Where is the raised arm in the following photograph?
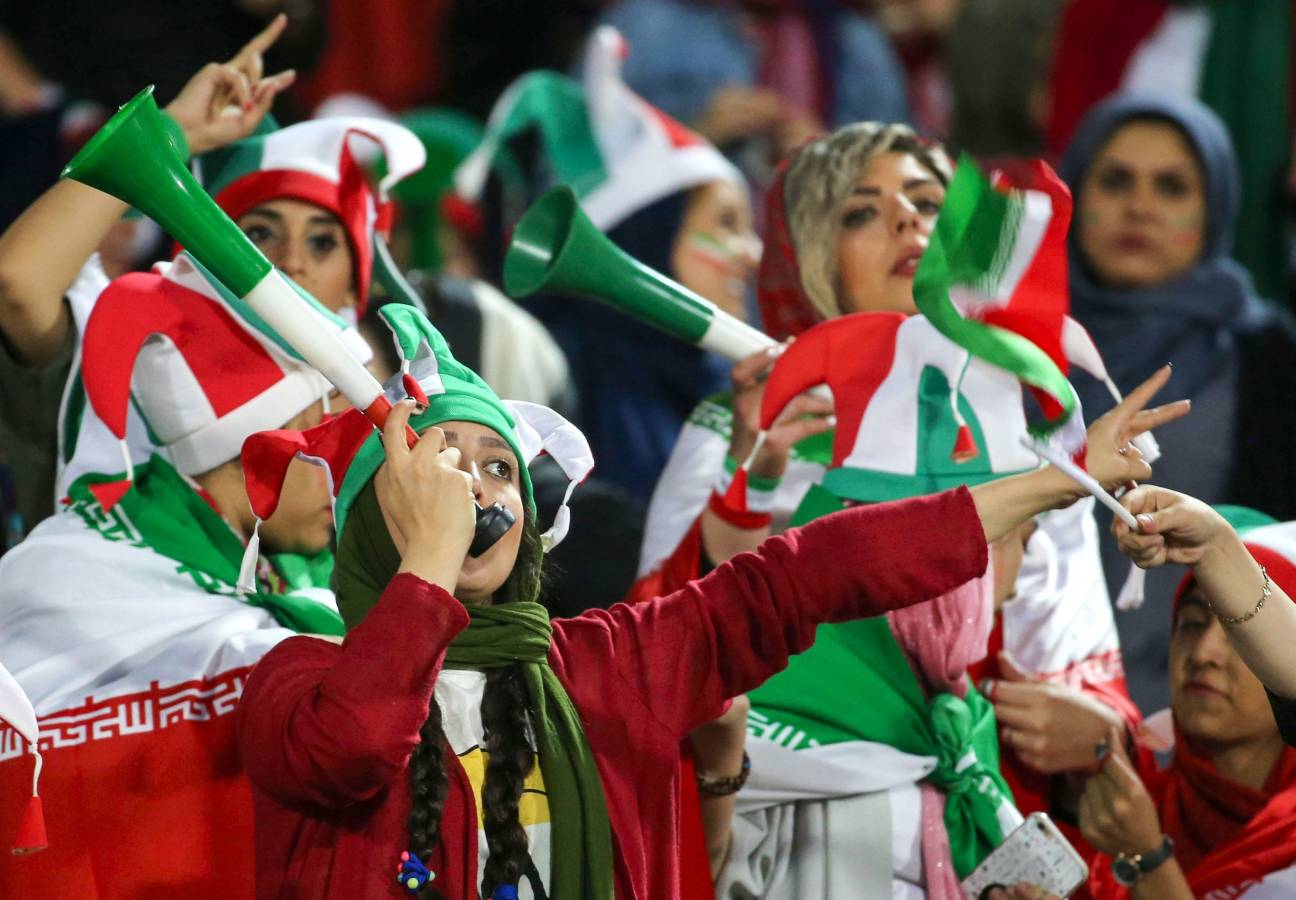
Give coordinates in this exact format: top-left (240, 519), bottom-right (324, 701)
top-left (700, 344), bottom-right (833, 566)
top-left (0, 16), bottom-right (294, 366)
top-left (555, 367), bottom-right (1187, 737)
top-left (237, 577), bottom-right (469, 807)
top-left (238, 402), bottom-right (478, 807)
top-left (555, 485), bottom-right (991, 738)
top-left (1116, 485), bottom-right (1296, 700)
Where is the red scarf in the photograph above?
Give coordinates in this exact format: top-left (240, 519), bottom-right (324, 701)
top-left (1088, 733), bottom-right (1296, 898)
top-left (755, 159), bottom-right (824, 340)
top-left (1163, 735), bottom-right (1296, 875)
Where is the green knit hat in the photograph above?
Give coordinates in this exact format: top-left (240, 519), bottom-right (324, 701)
top-left (336, 304), bottom-right (532, 531)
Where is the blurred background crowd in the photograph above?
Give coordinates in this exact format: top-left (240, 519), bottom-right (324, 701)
top-left (7, 0), bottom-right (1292, 695)
top-left (0, 2), bottom-right (1295, 897)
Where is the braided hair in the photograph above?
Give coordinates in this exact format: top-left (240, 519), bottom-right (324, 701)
top-left (405, 516), bottom-right (546, 897)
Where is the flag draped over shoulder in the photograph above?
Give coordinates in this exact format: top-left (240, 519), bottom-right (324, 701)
top-left (747, 613), bottom-right (1017, 878)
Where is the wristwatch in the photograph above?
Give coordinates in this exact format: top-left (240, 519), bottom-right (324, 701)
top-left (1112, 835), bottom-right (1175, 886)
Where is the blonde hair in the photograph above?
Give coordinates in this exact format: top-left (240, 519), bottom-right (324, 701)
top-left (784, 123), bottom-right (952, 319)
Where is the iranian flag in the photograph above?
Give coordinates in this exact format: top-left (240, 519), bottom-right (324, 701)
top-left (914, 155), bottom-right (1084, 454)
top-left (1046, 0), bottom-right (1292, 298)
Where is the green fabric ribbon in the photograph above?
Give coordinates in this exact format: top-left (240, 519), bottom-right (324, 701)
top-left (335, 478), bottom-right (614, 899)
top-left (66, 454), bottom-right (344, 635)
top-left (267, 548), bottom-right (335, 592)
top-left (925, 691), bottom-right (1013, 876)
top-left (748, 614), bottom-right (1012, 879)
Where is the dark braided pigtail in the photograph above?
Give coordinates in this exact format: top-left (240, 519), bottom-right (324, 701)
top-left (404, 514), bottom-right (546, 898)
top-left (479, 664), bottom-right (538, 898)
top-left (406, 694), bottom-right (450, 898)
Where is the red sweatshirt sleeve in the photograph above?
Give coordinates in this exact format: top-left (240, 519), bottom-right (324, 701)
top-left (552, 486), bottom-right (988, 738)
top-left (237, 573), bottom-right (470, 810)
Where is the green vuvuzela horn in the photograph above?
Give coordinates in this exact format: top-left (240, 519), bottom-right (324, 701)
top-left (504, 186), bottom-right (773, 361)
top-left (62, 86), bottom-right (394, 427)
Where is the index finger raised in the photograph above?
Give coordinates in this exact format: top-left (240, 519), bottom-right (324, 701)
top-left (381, 399), bottom-right (419, 462)
top-left (1111, 365), bottom-right (1172, 424)
top-left (232, 13), bottom-right (287, 64)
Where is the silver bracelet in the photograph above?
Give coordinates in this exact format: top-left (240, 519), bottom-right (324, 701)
top-left (1211, 565), bottom-right (1271, 625)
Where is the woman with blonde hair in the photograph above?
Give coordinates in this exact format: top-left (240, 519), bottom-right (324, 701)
top-left (633, 121), bottom-right (1143, 892)
top-left (233, 304), bottom-right (1172, 900)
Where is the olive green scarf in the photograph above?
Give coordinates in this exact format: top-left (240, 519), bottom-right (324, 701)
top-left (335, 480), bottom-right (614, 899)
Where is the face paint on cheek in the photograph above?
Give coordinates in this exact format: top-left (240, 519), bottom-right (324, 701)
top-left (1168, 212), bottom-right (1205, 247)
top-left (683, 232), bottom-right (738, 274)
top-left (1077, 208), bottom-right (1104, 233)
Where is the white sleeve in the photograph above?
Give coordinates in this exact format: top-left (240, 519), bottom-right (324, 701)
top-left (1002, 497), bottom-right (1122, 680)
top-left (637, 416), bottom-right (728, 577)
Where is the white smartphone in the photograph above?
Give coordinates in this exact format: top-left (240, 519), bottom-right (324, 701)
top-left (960, 813), bottom-right (1088, 899)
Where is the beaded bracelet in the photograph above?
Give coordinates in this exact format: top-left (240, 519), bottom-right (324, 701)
top-left (696, 750), bottom-right (751, 796)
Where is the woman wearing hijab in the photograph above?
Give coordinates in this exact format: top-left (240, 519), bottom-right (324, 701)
top-left (1082, 503), bottom-right (1296, 897)
top-left (527, 181), bottom-right (760, 501)
top-left (0, 16), bottom-right (294, 539)
top-left (233, 304), bottom-right (1170, 900)
top-left (1059, 93), bottom-right (1296, 712)
top-left (1114, 486), bottom-right (1296, 754)
top-left (635, 122), bottom-right (1144, 875)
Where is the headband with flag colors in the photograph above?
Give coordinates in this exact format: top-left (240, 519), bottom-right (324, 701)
top-left (239, 305), bottom-right (593, 589)
top-left (194, 116), bottom-right (427, 314)
top-left (453, 25), bottom-right (743, 231)
top-left (0, 660), bottom-right (44, 854)
top-left (79, 252), bottom-right (370, 511)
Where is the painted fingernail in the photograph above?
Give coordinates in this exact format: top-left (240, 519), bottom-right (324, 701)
top-left (825, 415), bottom-right (837, 426)
top-left (1095, 739), bottom-right (1110, 761)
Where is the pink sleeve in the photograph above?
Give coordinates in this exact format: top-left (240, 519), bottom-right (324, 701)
top-left (552, 487), bottom-right (989, 738)
top-left (237, 573), bottom-right (470, 809)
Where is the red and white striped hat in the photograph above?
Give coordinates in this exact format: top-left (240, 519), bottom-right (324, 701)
top-left (80, 252), bottom-right (370, 508)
